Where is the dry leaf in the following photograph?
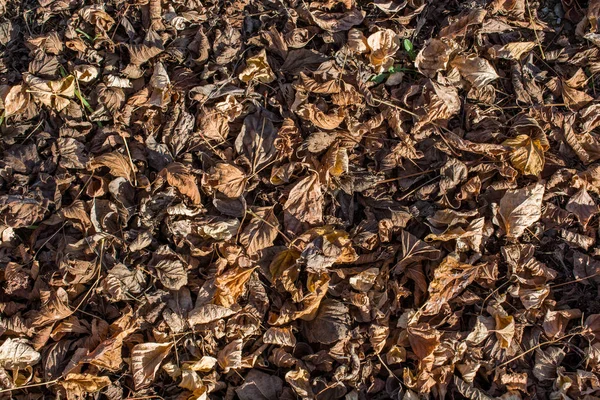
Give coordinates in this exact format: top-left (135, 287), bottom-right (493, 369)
top-left (240, 207), bottom-right (279, 255)
top-left (239, 49), bottom-right (276, 83)
top-left (160, 163), bottom-right (202, 204)
top-left (450, 54), bottom-right (499, 86)
top-left (367, 29), bottom-right (400, 73)
top-left (204, 163), bottom-right (247, 198)
top-left (217, 339), bottom-right (242, 373)
top-left (131, 342), bottom-right (173, 390)
top-left (415, 39), bottom-right (456, 77)
top-left (1, 85), bottom-right (29, 117)
top-left (503, 133), bottom-right (549, 177)
top-left (0, 338), bottom-right (40, 369)
top-left (24, 74), bottom-right (75, 111)
top-left (496, 182), bottom-right (545, 239)
top-left (283, 173), bottom-right (323, 233)
top-left (89, 152), bottom-right (136, 183)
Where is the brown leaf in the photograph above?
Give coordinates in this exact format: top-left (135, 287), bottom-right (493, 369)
top-left (423, 255), bottom-right (483, 315)
top-left (217, 339), bottom-right (242, 373)
top-left (239, 49), bottom-right (276, 83)
top-left (240, 207), bottom-right (279, 255)
top-left (308, 7), bottom-right (365, 32)
top-left (61, 373), bottom-right (111, 397)
top-left (450, 54), bottom-right (499, 86)
top-left (439, 9), bottom-right (486, 38)
top-left (367, 29), bottom-right (400, 73)
top-left (24, 74), bottom-right (75, 111)
top-left (131, 342), bottom-right (173, 390)
top-left (88, 152), bottom-right (136, 183)
top-left (407, 323), bottom-right (441, 359)
top-left (488, 42), bottom-right (536, 60)
top-left (236, 369), bottom-right (284, 400)
top-left (283, 173), bottom-right (323, 233)
top-left (394, 230), bottom-right (441, 273)
top-left (159, 163), bottom-right (202, 204)
top-left (563, 113), bottom-right (600, 164)
top-left (503, 133), bottom-right (549, 177)
top-left (0, 338), bottom-right (40, 369)
top-left (1, 85), bottom-right (29, 117)
top-left (127, 30), bottom-right (164, 65)
top-left (496, 182), bottom-right (545, 239)
top-left (188, 303), bottom-right (237, 326)
top-left (235, 109), bottom-right (278, 173)
top-left (263, 327), bottom-right (297, 347)
top-left (415, 39), bottom-right (456, 77)
top-left (203, 163), bottom-right (247, 198)
top-left (149, 245), bottom-right (188, 290)
top-left (297, 104), bottom-right (345, 130)
top-left (214, 266), bottom-right (256, 307)
top-left (303, 299), bottom-right (350, 344)
top-left (566, 187), bottom-right (599, 228)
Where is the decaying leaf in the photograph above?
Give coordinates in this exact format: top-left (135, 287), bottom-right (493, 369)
top-left (89, 152), bottom-right (136, 184)
top-left (283, 173), bottom-right (323, 233)
top-left (367, 29), bottom-right (400, 73)
top-left (240, 207), bottom-right (279, 255)
top-left (496, 182), bottom-right (545, 239)
top-left (0, 338), bottom-right (41, 369)
top-left (24, 74), bottom-right (75, 111)
top-left (2, 1), bottom-right (600, 398)
top-left (239, 49), bottom-right (276, 83)
top-left (450, 54), bottom-right (499, 86)
top-left (159, 163), bottom-right (202, 204)
top-left (131, 342), bottom-right (173, 390)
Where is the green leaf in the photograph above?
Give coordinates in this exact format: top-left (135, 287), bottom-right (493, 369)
top-left (370, 73), bottom-right (388, 84)
top-left (403, 39), bottom-right (416, 61)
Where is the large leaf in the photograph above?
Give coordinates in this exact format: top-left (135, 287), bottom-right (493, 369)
top-left (131, 342), bottom-right (173, 390)
top-left (235, 109), bottom-right (278, 173)
top-left (240, 206), bottom-right (279, 255)
top-left (503, 134), bottom-right (549, 177)
top-left (496, 182), bottom-right (545, 239)
top-left (0, 338), bottom-right (41, 369)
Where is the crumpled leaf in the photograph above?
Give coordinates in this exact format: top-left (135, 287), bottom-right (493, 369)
top-left (239, 49), bottom-right (276, 83)
top-left (1, 85), bottom-right (29, 117)
top-left (149, 245), bottom-right (188, 290)
top-left (240, 207), bottom-right (279, 255)
top-left (88, 152), bottom-right (136, 184)
top-left (236, 369), bottom-right (283, 400)
top-left (235, 109), bottom-right (278, 173)
top-left (367, 29), bottom-right (400, 73)
top-left (24, 73), bottom-right (75, 111)
top-left (422, 255), bottom-right (483, 315)
top-left (309, 7), bottom-right (365, 32)
top-left (503, 132), bottom-right (550, 177)
top-left (217, 339), bottom-right (242, 373)
top-left (415, 39), bottom-right (456, 77)
top-left (496, 182), bottom-right (545, 239)
top-left (159, 163), bottom-right (202, 204)
top-left (566, 187), bottom-right (599, 228)
top-left (450, 54), bottom-right (499, 86)
top-left (297, 104), bottom-right (345, 130)
top-left (303, 299), bottom-right (350, 344)
top-left (0, 338), bottom-right (41, 369)
top-left (283, 173), bottom-right (323, 233)
top-left (203, 163), bottom-right (247, 198)
top-left (131, 342), bottom-right (173, 390)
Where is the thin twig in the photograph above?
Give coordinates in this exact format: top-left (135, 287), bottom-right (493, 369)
top-left (493, 331), bottom-right (582, 371)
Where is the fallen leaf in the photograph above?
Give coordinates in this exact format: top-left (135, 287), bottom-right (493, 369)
top-left (496, 182), bottom-right (545, 239)
top-left (131, 342), bottom-right (173, 390)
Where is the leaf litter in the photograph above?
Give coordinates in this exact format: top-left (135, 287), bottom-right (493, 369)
top-left (2, 0), bottom-right (600, 398)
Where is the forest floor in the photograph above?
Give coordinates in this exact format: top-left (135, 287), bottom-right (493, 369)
top-left (1, 0), bottom-right (600, 399)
